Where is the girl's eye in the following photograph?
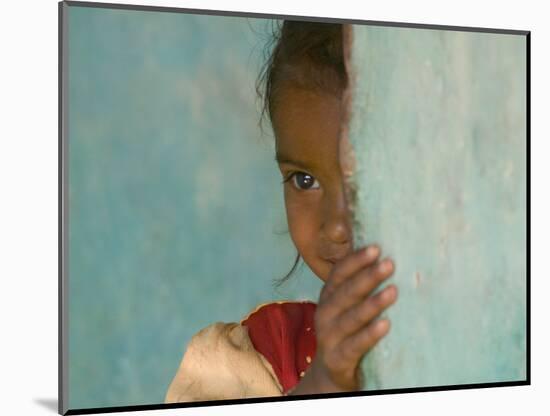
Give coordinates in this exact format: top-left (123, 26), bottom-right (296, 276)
top-left (290, 172), bottom-right (320, 190)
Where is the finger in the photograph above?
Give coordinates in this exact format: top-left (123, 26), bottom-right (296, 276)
top-left (317, 284), bottom-right (396, 351)
top-left (320, 245), bottom-right (380, 302)
top-left (324, 257), bottom-right (395, 317)
top-left (334, 284), bottom-right (398, 340)
top-left (335, 319), bottom-right (391, 366)
top-left (319, 257), bottom-right (395, 324)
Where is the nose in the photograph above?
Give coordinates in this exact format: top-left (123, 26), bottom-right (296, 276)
top-left (321, 185), bottom-right (352, 244)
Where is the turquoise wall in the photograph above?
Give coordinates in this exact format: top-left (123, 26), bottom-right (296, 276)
top-left (347, 25), bottom-right (527, 389)
top-left (67, 6), bottom-right (527, 407)
top-left (67, 6), bottom-right (322, 409)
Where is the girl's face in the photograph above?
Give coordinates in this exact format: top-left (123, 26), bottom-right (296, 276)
top-left (273, 85), bottom-right (353, 282)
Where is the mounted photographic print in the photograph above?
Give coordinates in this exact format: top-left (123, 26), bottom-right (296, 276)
top-left (59, 1), bottom-right (529, 414)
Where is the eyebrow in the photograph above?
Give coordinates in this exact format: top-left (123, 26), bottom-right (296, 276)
top-left (274, 153), bottom-right (311, 171)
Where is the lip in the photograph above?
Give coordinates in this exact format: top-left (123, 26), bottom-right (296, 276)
top-left (325, 255), bottom-right (345, 265)
top-left (321, 244), bottom-right (352, 265)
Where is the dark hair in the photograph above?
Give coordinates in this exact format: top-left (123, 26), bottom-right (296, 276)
top-left (255, 20), bottom-right (348, 287)
top-left (256, 20), bottom-right (348, 132)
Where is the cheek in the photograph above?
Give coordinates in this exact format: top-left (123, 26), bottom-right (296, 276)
top-left (284, 191), bottom-right (317, 255)
top-left (285, 197), bottom-right (316, 252)
top-left (286, 211), bottom-right (314, 258)
top-left (284, 190), bottom-right (330, 280)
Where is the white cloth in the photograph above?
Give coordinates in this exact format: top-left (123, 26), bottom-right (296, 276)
top-left (165, 322), bottom-right (283, 403)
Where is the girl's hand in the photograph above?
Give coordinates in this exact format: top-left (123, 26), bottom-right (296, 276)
top-left (289, 245), bottom-right (397, 395)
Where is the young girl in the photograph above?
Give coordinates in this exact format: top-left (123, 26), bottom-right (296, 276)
top-left (165, 21), bottom-right (398, 402)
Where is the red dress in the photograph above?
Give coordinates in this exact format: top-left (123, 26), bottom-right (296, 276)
top-left (165, 300), bottom-right (318, 402)
top-left (241, 301), bottom-right (317, 394)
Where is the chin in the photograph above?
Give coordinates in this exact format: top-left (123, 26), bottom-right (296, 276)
top-left (314, 261), bottom-right (334, 283)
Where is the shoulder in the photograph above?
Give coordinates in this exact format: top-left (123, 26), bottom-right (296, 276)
top-left (165, 321), bottom-right (283, 403)
top-left (187, 321), bottom-right (247, 351)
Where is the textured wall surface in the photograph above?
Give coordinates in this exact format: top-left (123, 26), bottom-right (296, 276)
top-left (67, 7), bottom-right (322, 409)
top-left (346, 26), bottom-right (527, 389)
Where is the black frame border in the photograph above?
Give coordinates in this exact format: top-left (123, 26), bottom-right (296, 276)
top-left (59, 1), bottom-right (531, 415)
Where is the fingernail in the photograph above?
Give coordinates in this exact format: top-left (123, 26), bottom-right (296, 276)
top-left (379, 259), bottom-right (392, 273)
top-left (366, 245), bottom-right (379, 257)
top-left (376, 319), bottom-right (389, 333)
top-left (382, 286), bottom-right (394, 300)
